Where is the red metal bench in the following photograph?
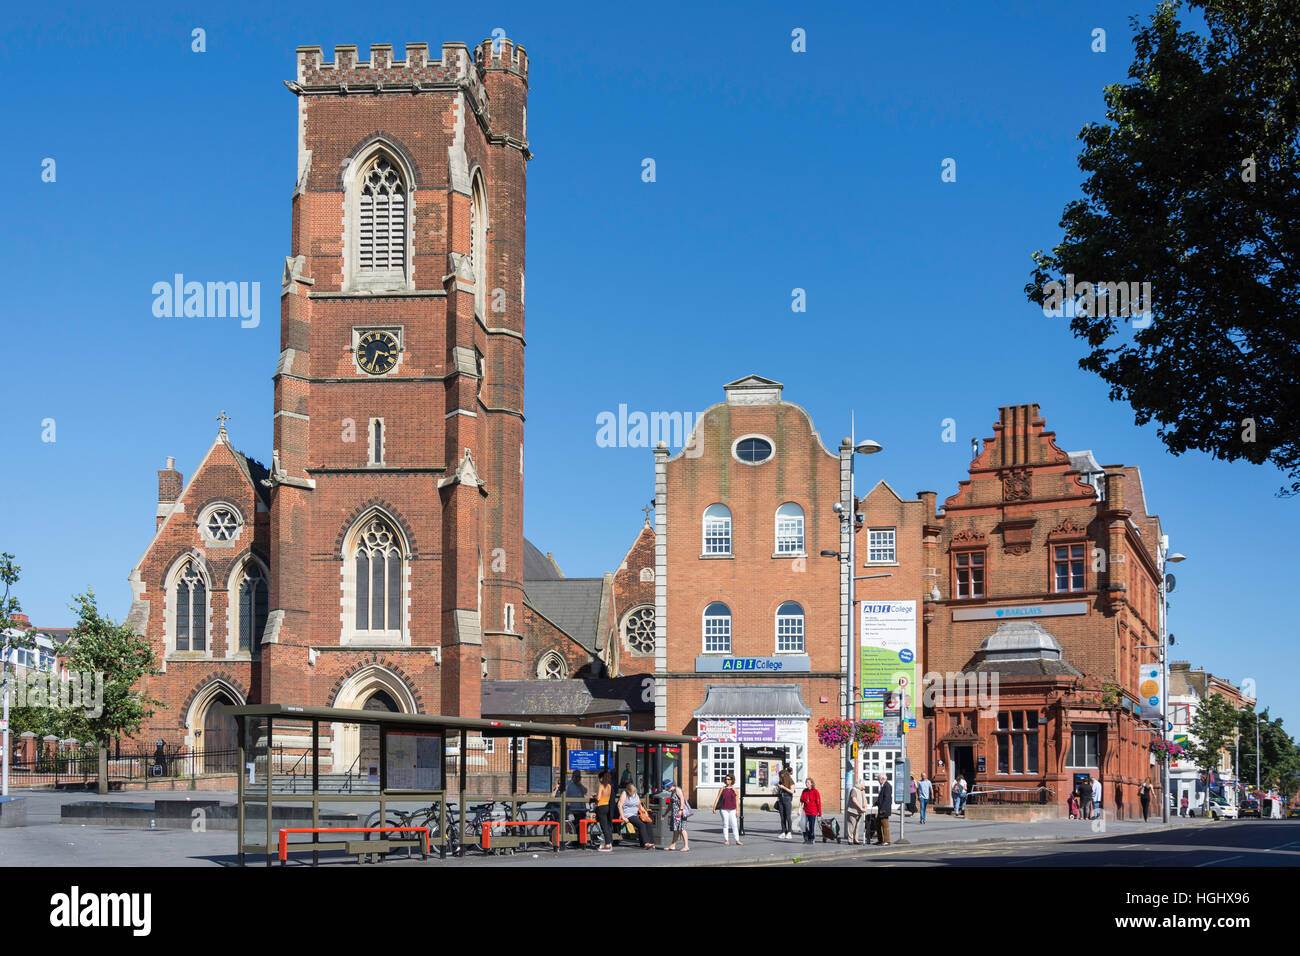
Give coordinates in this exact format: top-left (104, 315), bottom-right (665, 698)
top-left (577, 817), bottom-right (626, 846)
top-left (277, 827), bottom-right (430, 864)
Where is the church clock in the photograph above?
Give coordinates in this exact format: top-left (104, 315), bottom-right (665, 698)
top-left (356, 330), bottom-right (399, 375)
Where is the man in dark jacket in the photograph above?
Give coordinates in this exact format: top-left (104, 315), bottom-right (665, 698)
top-left (874, 774), bottom-right (893, 846)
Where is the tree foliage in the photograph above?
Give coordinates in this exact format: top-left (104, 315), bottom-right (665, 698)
top-left (1026, 0), bottom-right (1300, 495)
top-left (1186, 692), bottom-right (1240, 804)
top-left (61, 590), bottom-right (161, 746)
top-left (1236, 706), bottom-right (1300, 795)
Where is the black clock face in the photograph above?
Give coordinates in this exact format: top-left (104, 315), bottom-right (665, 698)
top-left (357, 331), bottom-right (399, 375)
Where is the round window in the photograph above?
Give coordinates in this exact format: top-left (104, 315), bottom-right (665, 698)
top-left (735, 437), bottom-right (773, 463)
top-left (205, 508), bottom-right (241, 541)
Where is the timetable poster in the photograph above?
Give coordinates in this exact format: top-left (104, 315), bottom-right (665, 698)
top-left (385, 731), bottom-right (443, 791)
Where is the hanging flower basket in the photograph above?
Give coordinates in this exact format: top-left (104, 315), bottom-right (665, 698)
top-left (815, 717), bottom-right (885, 749)
top-left (1149, 739), bottom-right (1185, 762)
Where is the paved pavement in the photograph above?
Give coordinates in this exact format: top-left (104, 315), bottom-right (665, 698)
top-left (0, 789), bottom-right (1239, 867)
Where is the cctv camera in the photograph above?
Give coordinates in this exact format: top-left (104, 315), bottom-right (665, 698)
top-left (832, 502), bottom-right (844, 514)
top-left (855, 513), bottom-right (864, 523)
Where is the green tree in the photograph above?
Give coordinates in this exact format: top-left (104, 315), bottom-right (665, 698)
top-left (1236, 706), bottom-right (1300, 797)
top-left (1, 553), bottom-right (36, 794)
top-left (1025, 0), bottom-right (1300, 495)
top-left (1187, 692), bottom-right (1240, 812)
top-left (61, 589), bottom-right (161, 793)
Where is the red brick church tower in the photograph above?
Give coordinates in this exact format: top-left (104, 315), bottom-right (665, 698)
top-left (130, 38), bottom-right (530, 753)
top-left (268, 39), bottom-right (530, 717)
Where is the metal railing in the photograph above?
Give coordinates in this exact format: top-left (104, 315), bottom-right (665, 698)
top-left (6, 747), bottom-right (242, 789)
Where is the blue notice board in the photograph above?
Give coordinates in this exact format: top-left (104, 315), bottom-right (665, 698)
top-left (568, 750), bottom-right (607, 771)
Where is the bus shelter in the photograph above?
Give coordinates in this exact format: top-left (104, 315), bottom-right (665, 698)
top-left (230, 704), bottom-right (694, 865)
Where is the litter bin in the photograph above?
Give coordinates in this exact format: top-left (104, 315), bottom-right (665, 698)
top-left (650, 792), bottom-right (672, 845)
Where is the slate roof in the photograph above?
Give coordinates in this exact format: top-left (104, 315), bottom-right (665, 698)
top-left (523, 538), bottom-right (563, 580)
top-left (481, 676), bottom-right (653, 718)
top-left (693, 684), bottom-right (813, 718)
top-left (966, 621), bottom-right (1083, 678)
top-left (523, 578), bottom-right (605, 653)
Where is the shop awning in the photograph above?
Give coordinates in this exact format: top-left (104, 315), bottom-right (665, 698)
top-left (693, 684), bottom-right (813, 719)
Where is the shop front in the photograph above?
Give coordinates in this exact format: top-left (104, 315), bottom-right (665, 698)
top-left (693, 685), bottom-right (812, 812)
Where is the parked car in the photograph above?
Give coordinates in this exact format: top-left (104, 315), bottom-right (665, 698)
top-left (1239, 800), bottom-right (1261, 818)
top-left (1206, 798), bottom-right (1238, 820)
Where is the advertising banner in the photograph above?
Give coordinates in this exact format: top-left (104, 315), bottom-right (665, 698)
top-left (860, 600), bottom-right (917, 748)
top-left (1138, 663), bottom-right (1163, 719)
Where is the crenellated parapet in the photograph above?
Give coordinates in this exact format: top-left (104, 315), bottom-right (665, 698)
top-left (473, 36), bottom-right (529, 81)
top-left (289, 42), bottom-right (490, 120)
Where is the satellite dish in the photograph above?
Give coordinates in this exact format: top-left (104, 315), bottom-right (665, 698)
top-left (1165, 573), bottom-right (1176, 592)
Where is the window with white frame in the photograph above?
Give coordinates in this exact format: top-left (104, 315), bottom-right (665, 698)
top-left (703, 602), bottom-right (732, 653)
top-left (860, 748), bottom-right (903, 805)
top-left (775, 601), bottom-right (805, 652)
top-left (775, 502), bottom-right (805, 554)
top-left (357, 155), bottom-right (406, 276)
top-left (703, 504), bottom-right (732, 555)
top-left (867, 527), bottom-right (896, 563)
top-left (699, 742), bottom-right (738, 785)
top-left (1067, 727), bottom-right (1100, 767)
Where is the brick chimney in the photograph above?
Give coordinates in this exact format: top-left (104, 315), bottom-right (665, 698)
top-left (157, 456), bottom-right (182, 529)
top-left (11, 612), bottom-right (31, 628)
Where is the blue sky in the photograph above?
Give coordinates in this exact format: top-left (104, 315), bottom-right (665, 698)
top-left (3, 1), bottom-right (1295, 730)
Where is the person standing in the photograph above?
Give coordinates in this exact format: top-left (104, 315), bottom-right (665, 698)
top-left (1138, 781), bottom-right (1151, 822)
top-left (907, 775), bottom-right (918, 816)
top-left (917, 772), bottom-right (932, 824)
top-left (663, 777), bottom-right (690, 851)
top-left (1091, 776), bottom-right (1103, 820)
top-left (951, 776), bottom-right (966, 817)
top-left (874, 773), bottom-right (893, 845)
top-left (775, 763), bottom-right (796, 840)
top-left (1079, 779), bottom-right (1093, 821)
top-left (845, 778), bottom-right (869, 844)
top-left (1180, 794), bottom-right (1189, 817)
top-left (594, 770), bottom-right (615, 851)
top-left (713, 774), bottom-right (742, 846)
top-left (799, 778), bottom-right (822, 844)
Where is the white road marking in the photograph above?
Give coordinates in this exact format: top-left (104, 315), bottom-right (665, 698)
top-left (1195, 854), bottom-right (1243, 867)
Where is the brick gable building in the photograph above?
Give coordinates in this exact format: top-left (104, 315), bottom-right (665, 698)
top-left (922, 404), bottom-right (1168, 819)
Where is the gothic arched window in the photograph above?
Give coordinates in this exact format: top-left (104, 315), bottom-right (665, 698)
top-left (353, 517), bottom-right (403, 633)
top-left (538, 651), bottom-right (567, 680)
top-left (358, 155), bottom-right (406, 277)
top-left (175, 560), bottom-right (207, 652)
top-left (238, 563), bottom-right (268, 653)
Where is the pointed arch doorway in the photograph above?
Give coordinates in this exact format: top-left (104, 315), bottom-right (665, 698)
top-left (202, 693), bottom-right (239, 773)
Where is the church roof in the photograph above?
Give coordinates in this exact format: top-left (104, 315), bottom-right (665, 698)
top-left (481, 675), bottom-right (653, 718)
top-left (523, 578), bottom-right (605, 653)
top-left (523, 538), bottom-right (563, 580)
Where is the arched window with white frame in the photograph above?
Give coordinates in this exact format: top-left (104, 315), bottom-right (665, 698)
top-left (349, 515), bottom-right (404, 637)
top-left (775, 502), bottom-right (805, 554)
top-left (703, 602), bottom-right (732, 653)
top-left (703, 504), bottom-right (732, 555)
top-left (538, 651), bottom-right (567, 680)
top-left (776, 601), bottom-right (805, 653)
top-left (173, 558), bottom-right (208, 653)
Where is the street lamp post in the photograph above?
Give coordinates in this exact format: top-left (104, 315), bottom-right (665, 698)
top-left (1160, 549), bottom-right (1186, 823)
top-left (822, 428), bottom-right (882, 837)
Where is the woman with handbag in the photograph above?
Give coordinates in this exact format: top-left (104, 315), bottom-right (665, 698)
top-left (713, 774), bottom-right (742, 846)
top-left (618, 782), bottom-right (656, 849)
top-left (663, 778), bottom-right (691, 851)
top-left (775, 764), bottom-right (796, 840)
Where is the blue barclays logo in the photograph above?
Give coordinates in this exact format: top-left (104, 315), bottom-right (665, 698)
top-left (995, 606), bottom-right (1045, 618)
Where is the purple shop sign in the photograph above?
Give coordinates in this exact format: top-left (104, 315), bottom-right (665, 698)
top-left (735, 719), bottom-right (776, 742)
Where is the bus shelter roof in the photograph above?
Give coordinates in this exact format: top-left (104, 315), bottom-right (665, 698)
top-left (229, 703), bottom-right (695, 745)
